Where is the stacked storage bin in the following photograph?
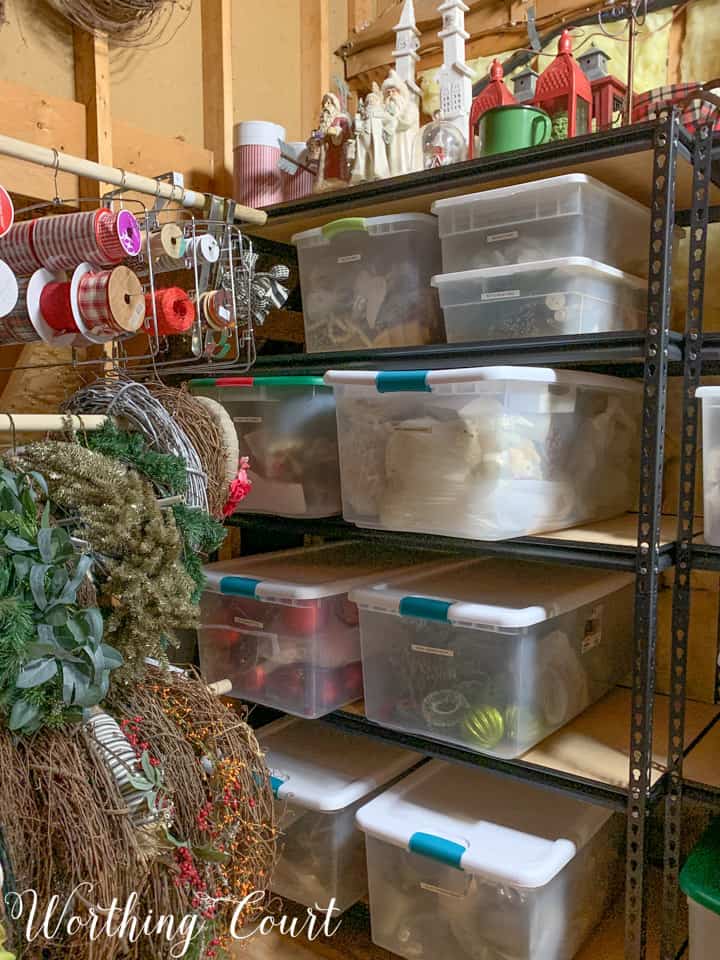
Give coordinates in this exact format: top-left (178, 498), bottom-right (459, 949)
top-left (356, 760), bottom-right (624, 960)
top-left (681, 817), bottom-right (720, 960)
top-left (198, 542), bottom-right (449, 717)
top-left (431, 174), bottom-right (651, 343)
top-left (258, 717), bottom-right (422, 913)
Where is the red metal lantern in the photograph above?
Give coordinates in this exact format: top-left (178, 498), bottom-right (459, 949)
top-left (590, 75), bottom-right (627, 130)
top-left (533, 30), bottom-right (592, 139)
top-left (468, 59), bottom-right (517, 158)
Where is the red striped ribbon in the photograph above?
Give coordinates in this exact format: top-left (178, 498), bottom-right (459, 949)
top-left (0, 277), bottom-right (40, 345)
top-left (233, 144), bottom-right (283, 208)
top-left (0, 220), bottom-right (41, 276)
top-left (78, 269), bottom-right (117, 338)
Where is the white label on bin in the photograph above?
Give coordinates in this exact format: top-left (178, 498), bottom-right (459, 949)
top-left (487, 230), bottom-right (519, 243)
top-left (411, 644), bottom-right (454, 657)
top-left (481, 289), bottom-right (520, 302)
top-left (337, 254), bottom-right (362, 264)
top-left (582, 605), bottom-right (603, 654)
top-left (233, 416), bottom-right (263, 424)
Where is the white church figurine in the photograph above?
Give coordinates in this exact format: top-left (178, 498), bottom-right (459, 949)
top-left (437, 0), bottom-right (474, 146)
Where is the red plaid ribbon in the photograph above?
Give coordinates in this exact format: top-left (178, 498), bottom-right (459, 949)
top-left (95, 210), bottom-right (126, 265)
top-left (0, 220), bottom-right (41, 276)
top-left (78, 269), bottom-right (116, 337)
top-left (0, 277), bottom-right (41, 345)
top-left (33, 210), bottom-right (123, 271)
top-left (632, 83), bottom-right (720, 133)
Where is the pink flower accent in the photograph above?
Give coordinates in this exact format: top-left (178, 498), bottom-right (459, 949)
top-left (222, 457), bottom-right (252, 518)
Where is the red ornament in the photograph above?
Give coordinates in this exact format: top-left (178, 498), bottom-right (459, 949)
top-left (282, 603), bottom-right (325, 636)
top-left (240, 664), bottom-right (267, 695)
top-left (533, 30), bottom-right (592, 138)
top-left (318, 670), bottom-right (342, 707)
top-left (267, 664), bottom-right (306, 699)
top-left (341, 661), bottom-right (364, 699)
top-left (336, 597), bottom-right (359, 627)
top-left (0, 187), bottom-right (13, 239)
top-left (468, 59), bottom-right (517, 158)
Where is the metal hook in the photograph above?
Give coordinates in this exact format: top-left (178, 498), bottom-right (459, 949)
top-left (2, 413), bottom-right (17, 456)
top-left (51, 148), bottom-right (62, 205)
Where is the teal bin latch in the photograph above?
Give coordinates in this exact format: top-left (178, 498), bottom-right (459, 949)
top-left (409, 832), bottom-right (466, 870)
top-left (219, 576), bottom-right (261, 598)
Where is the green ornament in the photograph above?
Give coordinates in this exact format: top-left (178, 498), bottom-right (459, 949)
top-left (504, 705), bottom-right (544, 746)
top-left (463, 705), bottom-right (505, 749)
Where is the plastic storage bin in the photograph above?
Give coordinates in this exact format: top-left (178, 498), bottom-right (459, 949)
top-left (432, 174), bottom-right (653, 276)
top-left (680, 817), bottom-right (720, 960)
top-left (190, 375), bottom-right (341, 518)
top-left (356, 760), bottom-right (623, 960)
top-left (292, 214), bottom-right (444, 353)
top-left (324, 366), bottom-right (642, 541)
top-left (198, 542), bottom-right (440, 717)
top-left (259, 717), bottom-right (421, 912)
top-left (696, 386), bottom-right (720, 544)
top-left (432, 257), bottom-right (648, 343)
top-left (352, 557), bottom-right (634, 758)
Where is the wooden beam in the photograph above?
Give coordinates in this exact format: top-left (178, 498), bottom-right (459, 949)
top-left (348, 0), bottom-right (374, 32)
top-left (73, 28), bottom-right (113, 200)
top-left (301, 0), bottom-right (331, 136)
top-left (201, 0), bottom-right (234, 197)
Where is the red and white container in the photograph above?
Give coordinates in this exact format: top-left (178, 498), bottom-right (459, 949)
top-left (281, 142), bottom-right (315, 201)
top-left (233, 121), bottom-right (285, 209)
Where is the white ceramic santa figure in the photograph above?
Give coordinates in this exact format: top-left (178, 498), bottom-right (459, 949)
top-left (352, 82), bottom-right (391, 183)
top-left (307, 92), bottom-right (354, 193)
top-left (382, 69), bottom-right (420, 177)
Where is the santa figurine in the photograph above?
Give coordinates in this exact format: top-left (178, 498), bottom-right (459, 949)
top-left (307, 91), bottom-right (354, 193)
top-left (382, 69), bottom-right (420, 177)
top-left (352, 82), bottom-right (390, 184)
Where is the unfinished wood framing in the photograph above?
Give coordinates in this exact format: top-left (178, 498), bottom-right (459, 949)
top-left (73, 28), bottom-right (113, 200)
top-left (301, 0), bottom-right (331, 135)
top-left (201, 0), bottom-right (234, 196)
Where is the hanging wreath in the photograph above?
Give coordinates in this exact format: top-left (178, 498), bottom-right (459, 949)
top-left (43, 0), bottom-right (189, 46)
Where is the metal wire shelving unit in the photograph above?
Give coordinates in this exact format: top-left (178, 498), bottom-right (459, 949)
top-left (218, 114), bottom-right (720, 960)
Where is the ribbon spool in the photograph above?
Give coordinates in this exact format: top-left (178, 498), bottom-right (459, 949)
top-left (145, 287), bottom-right (196, 336)
top-left (202, 289), bottom-right (234, 331)
top-left (0, 271), bottom-right (41, 346)
top-left (0, 186), bottom-right (14, 239)
top-left (33, 210), bottom-right (135, 272)
top-left (144, 223), bottom-right (186, 273)
top-left (75, 263), bottom-right (145, 343)
top-left (184, 233), bottom-right (220, 266)
top-left (0, 260), bottom-right (18, 319)
top-left (0, 220), bottom-right (41, 276)
top-left (25, 268), bottom-right (86, 348)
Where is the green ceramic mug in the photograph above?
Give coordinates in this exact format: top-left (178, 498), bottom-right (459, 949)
top-left (478, 105), bottom-right (552, 156)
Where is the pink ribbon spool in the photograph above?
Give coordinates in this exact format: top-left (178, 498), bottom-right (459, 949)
top-left (96, 210), bottom-right (142, 261)
top-left (0, 220), bottom-right (42, 276)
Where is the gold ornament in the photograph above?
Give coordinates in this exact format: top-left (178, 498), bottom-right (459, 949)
top-left (504, 705), bottom-right (544, 746)
top-left (462, 705), bottom-right (505, 749)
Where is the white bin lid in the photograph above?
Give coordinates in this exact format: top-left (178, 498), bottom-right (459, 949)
top-left (203, 542), bottom-right (447, 602)
top-left (292, 212), bottom-right (437, 246)
top-left (350, 558), bottom-right (633, 630)
top-left (431, 173), bottom-right (648, 216)
top-left (258, 716), bottom-right (422, 811)
top-left (356, 760), bottom-right (613, 888)
top-left (696, 387), bottom-right (720, 398)
top-left (431, 256), bottom-right (647, 290)
top-left (324, 365), bottom-right (643, 396)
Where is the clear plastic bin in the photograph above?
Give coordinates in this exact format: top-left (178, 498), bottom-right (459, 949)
top-left (696, 387), bottom-right (720, 544)
top-left (324, 366), bottom-right (642, 541)
top-left (432, 257), bottom-right (647, 343)
top-left (189, 375), bottom-right (341, 518)
top-left (198, 542), bottom-right (442, 718)
top-left (259, 717), bottom-right (421, 912)
top-left (352, 558), bottom-right (634, 758)
top-left (432, 174), bottom-right (654, 276)
top-left (293, 214), bottom-right (444, 353)
top-left (357, 761), bottom-right (623, 960)
top-left (681, 817), bottom-right (720, 960)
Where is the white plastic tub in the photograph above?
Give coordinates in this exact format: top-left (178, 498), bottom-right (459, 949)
top-left (356, 760), bottom-right (623, 960)
top-left (432, 174), bottom-right (654, 276)
top-left (681, 817), bottom-right (720, 960)
top-left (696, 386), bottom-right (720, 544)
top-left (352, 557), bottom-right (634, 758)
top-left (259, 717), bottom-right (421, 912)
top-left (198, 542), bottom-right (441, 717)
top-left (189, 375), bottom-right (341, 518)
top-left (293, 214), bottom-right (444, 353)
top-left (432, 257), bottom-right (648, 343)
top-left (324, 366), bottom-right (642, 541)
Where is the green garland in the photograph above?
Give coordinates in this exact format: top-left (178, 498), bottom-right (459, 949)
top-left (83, 422), bottom-right (226, 602)
top-left (14, 442), bottom-right (198, 682)
top-left (0, 465), bottom-right (122, 734)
